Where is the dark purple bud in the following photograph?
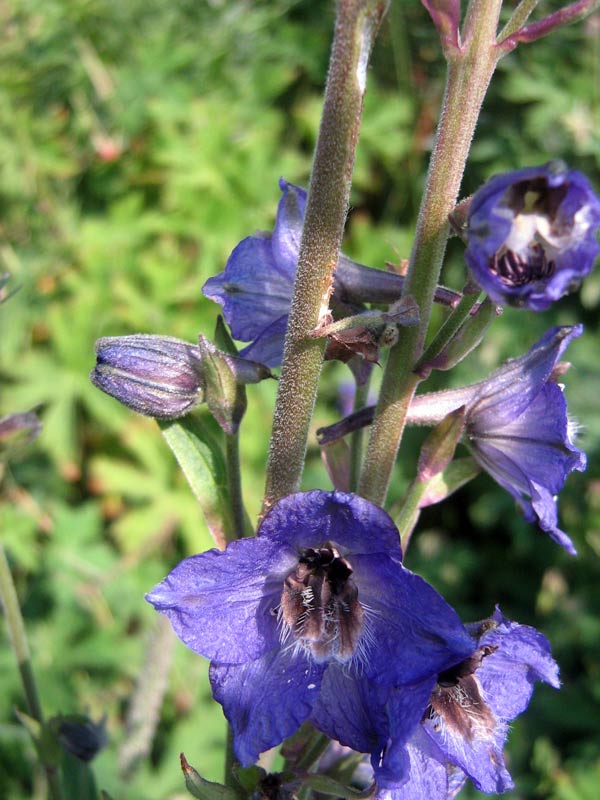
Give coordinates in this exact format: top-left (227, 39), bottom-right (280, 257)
top-left (465, 162), bottom-right (600, 309)
top-left (91, 335), bottom-right (205, 419)
top-left (52, 714), bottom-right (107, 762)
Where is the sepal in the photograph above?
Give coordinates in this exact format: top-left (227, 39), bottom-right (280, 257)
top-left (180, 753), bottom-right (240, 800)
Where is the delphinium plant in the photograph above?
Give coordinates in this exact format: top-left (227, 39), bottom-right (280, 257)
top-left (3, 1), bottom-right (600, 799)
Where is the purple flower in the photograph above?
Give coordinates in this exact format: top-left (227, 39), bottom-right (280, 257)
top-left (203, 181), bottom-right (460, 368)
top-left (462, 325), bottom-right (586, 554)
top-left (202, 179), bottom-right (305, 367)
top-left (465, 163), bottom-right (600, 309)
top-left (382, 607), bottom-right (560, 798)
top-left (146, 491), bottom-right (474, 778)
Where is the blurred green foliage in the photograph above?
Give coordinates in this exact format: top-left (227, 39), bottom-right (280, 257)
top-left (1, 1), bottom-right (600, 798)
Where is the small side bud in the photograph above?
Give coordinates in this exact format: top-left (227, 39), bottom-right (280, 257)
top-left (197, 334), bottom-right (274, 435)
top-left (417, 407), bottom-right (466, 482)
top-left (418, 457), bottom-right (481, 508)
top-left (416, 298), bottom-right (500, 377)
top-left (50, 713), bottom-right (107, 762)
top-left (91, 335), bottom-right (205, 419)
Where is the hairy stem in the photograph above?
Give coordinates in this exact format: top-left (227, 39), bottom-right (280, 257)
top-left (263, 0), bottom-right (389, 511)
top-left (358, 0), bottom-right (503, 504)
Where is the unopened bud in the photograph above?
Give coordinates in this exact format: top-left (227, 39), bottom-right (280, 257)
top-left (417, 407), bottom-right (466, 482)
top-left (196, 335), bottom-right (274, 435)
top-left (51, 714), bottom-right (107, 762)
top-left (91, 335), bottom-right (205, 419)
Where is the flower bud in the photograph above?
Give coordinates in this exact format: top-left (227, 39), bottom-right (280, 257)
top-left (50, 713), bottom-right (107, 762)
top-left (91, 335), bottom-right (205, 419)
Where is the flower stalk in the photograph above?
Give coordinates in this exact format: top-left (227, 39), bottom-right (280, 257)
top-left (0, 543), bottom-right (65, 800)
top-left (358, 0), bottom-right (503, 505)
top-left (263, 0), bottom-right (389, 511)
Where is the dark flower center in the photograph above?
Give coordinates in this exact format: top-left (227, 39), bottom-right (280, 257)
top-left (488, 177), bottom-right (569, 289)
top-left (490, 244), bottom-right (555, 287)
top-left (425, 645), bottom-right (497, 741)
top-left (280, 543), bottom-right (364, 663)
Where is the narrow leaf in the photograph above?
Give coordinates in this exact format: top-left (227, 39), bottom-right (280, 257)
top-left (159, 413), bottom-right (234, 549)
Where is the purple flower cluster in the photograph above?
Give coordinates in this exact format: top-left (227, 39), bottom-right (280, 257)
top-left (142, 162), bottom-right (597, 797)
top-left (147, 491), bottom-right (558, 794)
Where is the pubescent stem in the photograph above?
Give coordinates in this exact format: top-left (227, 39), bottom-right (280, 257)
top-left (262, 0), bottom-right (389, 512)
top-left (358, 0), bottom-right (503, 505)
top-left (0, 543), bottom-right (65, 800)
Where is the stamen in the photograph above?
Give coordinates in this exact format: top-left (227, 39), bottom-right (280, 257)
top-left (280, 543), bottom-right (364, 663)
top-left (490, 244), bottom-right (555, 287)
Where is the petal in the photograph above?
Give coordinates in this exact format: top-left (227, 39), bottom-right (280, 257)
top-left (258, 491), bottom-right (403, 557)
top-left (146, 536), bottom-right (297, 663)
top-left (202, 234), bottom-right (294, 343)
top-left (376, 732), bottom-right (453, 800)
top-left (476, 610), bottom-right (560, 720)
top-left (239, 314), bottom-right (289, 368)
top-left (470, 385), bottom-right (581, 554)
top-left (422, 707), bottom-right (513, 795)
top-left (210, 647), bottom-right (324, 765)
top-left (468, 325), bottom-right (582, 426)
top-left (310, 666), bottom-right (391, 760)
top-left (272, 179), bottom-right (307, 268)
top-left (350, 555), bottom-right (474, 685)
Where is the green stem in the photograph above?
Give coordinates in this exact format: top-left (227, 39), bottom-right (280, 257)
top-left (414, 290), bottom-right (481, 375)
top-left (262, 0), bottom-right (388, 511)
top-left (391, 479), bottom-right (427, 551)
top-left (224, 724), bottom-right (236, 787)
top-left (498, 0), bottom-right (541, 41)
top-left (0, 543), bottom-right (65, 800)
top-left (358, 0), bottom-right (503, 505)
top-left (225, 432), bottom-right (250, 541)
top-left (349, 377), bottom-right (371, 491)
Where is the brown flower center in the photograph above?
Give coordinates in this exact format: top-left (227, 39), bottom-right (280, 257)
top-left (426, 646), bottom-right (498, 741)
top-left (280, 543), bottom-right (364, 663)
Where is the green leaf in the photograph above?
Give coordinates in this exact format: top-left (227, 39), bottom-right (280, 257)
top-left (159, 412), bottom-right (235, 548)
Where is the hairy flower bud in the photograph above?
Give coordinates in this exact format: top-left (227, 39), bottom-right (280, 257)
top-left (91, 335), bottom-right (206, 419)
